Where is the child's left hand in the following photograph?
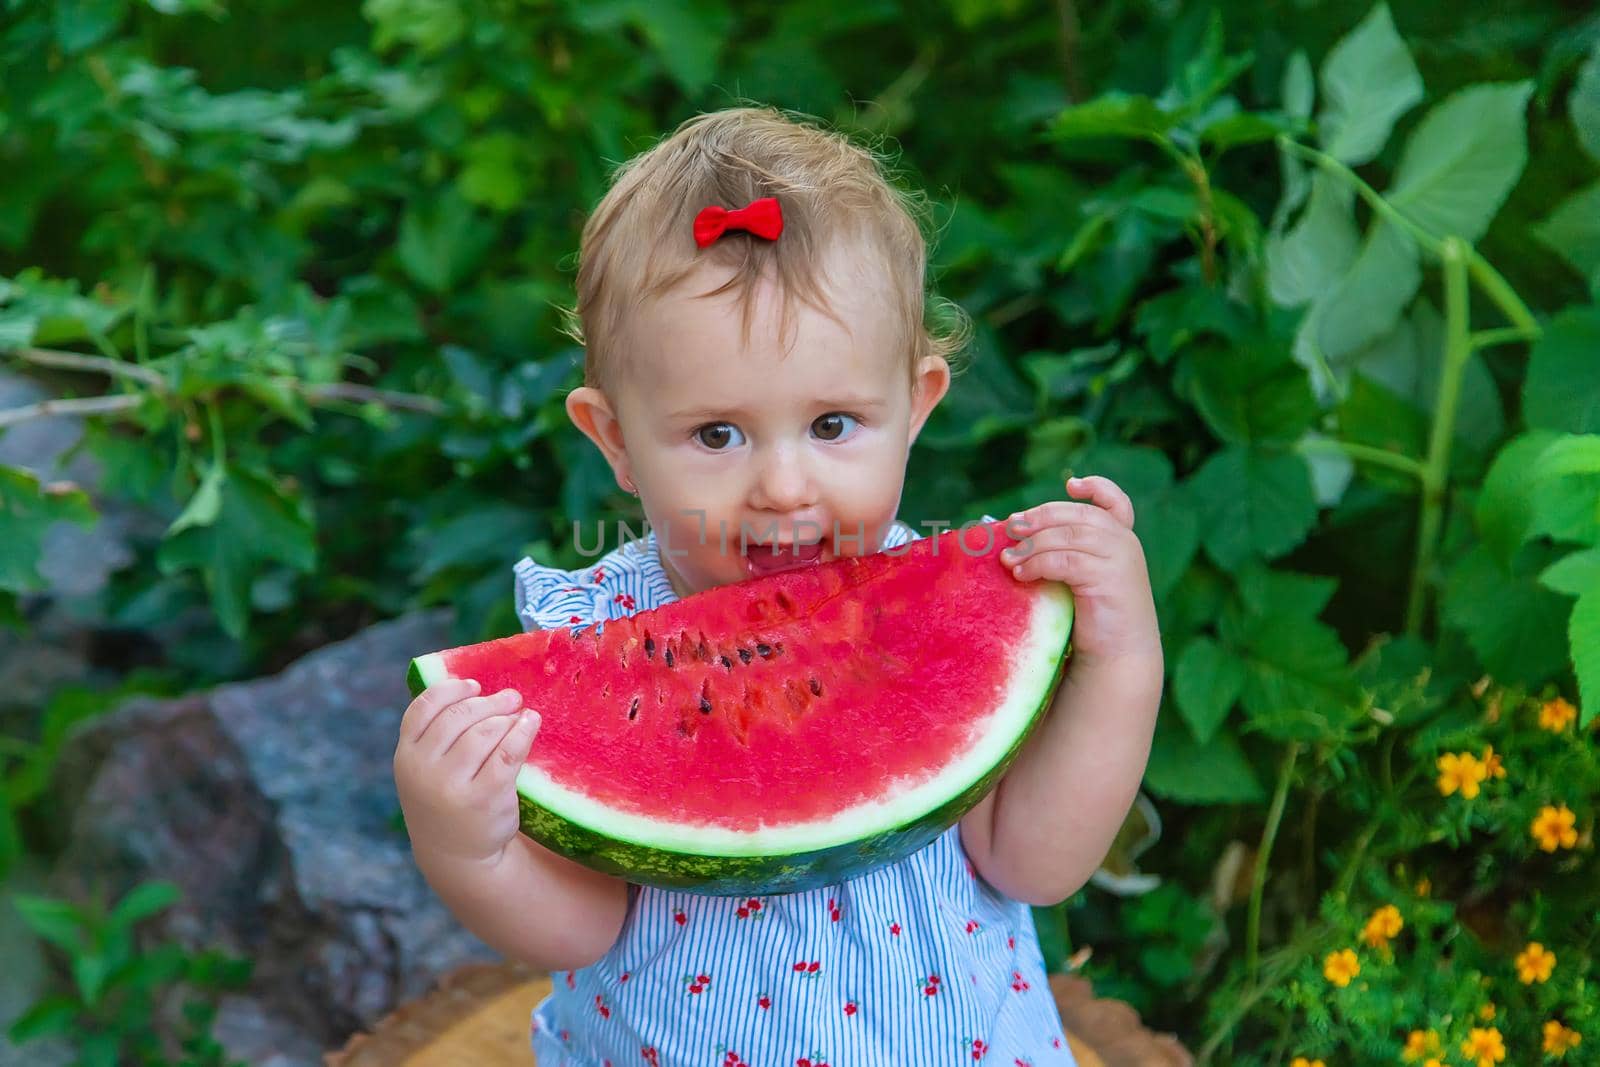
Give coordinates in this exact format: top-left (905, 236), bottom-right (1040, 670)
top-left (1002, 475), bottom-right (1161, 664)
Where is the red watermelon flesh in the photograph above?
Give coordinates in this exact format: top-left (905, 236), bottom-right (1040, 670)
top-left (408, 520), bottom-right (1074, 895)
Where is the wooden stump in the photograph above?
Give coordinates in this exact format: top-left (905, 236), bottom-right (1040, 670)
top-left (324, 962), bottom-right (1192, 1066)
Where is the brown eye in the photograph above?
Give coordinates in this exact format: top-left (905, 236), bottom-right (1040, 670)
top-left (695, 423), bottom-right (742, 449)
top-left (812, 413), bottom-right (856, 441)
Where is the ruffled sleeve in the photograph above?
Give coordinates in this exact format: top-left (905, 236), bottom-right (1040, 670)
top-left (512, 556), bottom-right (614, 634)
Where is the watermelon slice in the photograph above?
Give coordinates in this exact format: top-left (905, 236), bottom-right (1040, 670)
top-left (408, 520), bottom-right (1073, 896)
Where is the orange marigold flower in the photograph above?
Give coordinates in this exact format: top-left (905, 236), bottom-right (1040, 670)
top-left (1323, 948), bottom-right (1359, 987)
top-left (1481, 744), bottom-right (1505, 779)
top-left (1539, 696), bottom-right (1578, 732)
top-left (1361, 904), bottom-right (1403, 948)
top-left (1516, 942), bottom-right (1556, 984)
top-left (1479, 1001), bottom-right (1497, 1021)
top-left (1437, 751), bottom-right (1488, 799)
top-left (1403, 1028), bottom-right (1442, 1062)
top-left (1415, 876), bottom-right (1431, 897)
top-left (1290, 1058), bottom-right (1326, 1067)
top-left (1531, 805), bottom-right (1579, 852)
top-left (1543, 1020), bottom-right (1582, 1056)
top-left (1461, 1026), bottom-right (1506, 1067)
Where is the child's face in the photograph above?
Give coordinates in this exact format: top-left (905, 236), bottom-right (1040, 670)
top-left (567, 240), bottom-right (949, 598)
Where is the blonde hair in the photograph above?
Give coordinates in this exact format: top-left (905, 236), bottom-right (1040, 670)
top-left (558, 105), bottom-right (972, 395)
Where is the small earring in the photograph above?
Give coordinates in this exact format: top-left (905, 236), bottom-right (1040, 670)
top-left (620, 476), bottom-right (638, 496)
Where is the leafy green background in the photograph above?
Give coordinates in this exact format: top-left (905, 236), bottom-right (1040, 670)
top-left (3, 0), bottom-right (1599, 1063)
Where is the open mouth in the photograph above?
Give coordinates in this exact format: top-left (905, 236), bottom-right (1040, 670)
top-left (743, 540), bottom-right (824, 577)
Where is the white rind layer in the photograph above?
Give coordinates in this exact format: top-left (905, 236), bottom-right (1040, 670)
top-left (514, 583), bottom-right (1074, 856)
top-left (412, 652), bottom-right (449, 689)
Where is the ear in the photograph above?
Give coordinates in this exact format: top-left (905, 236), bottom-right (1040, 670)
top-left (565, 386), bottom-right (635, 491)
top-left (906, 355), bottom-right (951, 444)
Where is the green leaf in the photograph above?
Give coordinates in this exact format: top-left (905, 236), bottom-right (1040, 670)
top-left (1442, 544), bottom-right (1573, 685)
top-left (1572, 43), bottom-right (1600, 164)
top-left (1282, 50), bottom-right (1314, 120)
top-left (1317, 3), bottom-right (1424, 165)
top-left (110, 881), bottom-right (181, 928)
top-left (572, 0), bottom-right (733, 95)
top-left (4, 993), bottom-right (80, 1044)
top-left (0, 467), bottom-right (97, 594)
top-left (1477, 431), bottom-right (1561, 567)
top-left (1267, 171), bottom-right (1359, 308)
top-left (458, 132), bottom-right (527, 213)
top-left (1182, 337), bottom-right (1319, 446)
top-left (1533, 183), bottom-right (1600, 285)
top-left (1297, 219), bottom-right (1421, 396)
top-left (1572, 588), bottom-right (1600, 726)
top-left (1388, 81), bottom-right (1534, 243)
top-left (53, 0), bottom-right (128, 54)
top-left (1226, 605), bottom-right (1359, 739)
top-left (1188, 447), bottom-right (1319, 568)
top-left (1144, 712), bottom-right (1265, 804)
top-left (396, 190), bottom-right (498, 294)
top-left (9, 894), bottom-right (85, 954)
top-left (156, 467), bottom-right (317, 638)
top-left (1524, 307), bottom-right (1600, 434)
top-left (1531, 433), bottom-right (1600, 479)
top-left (1173, 636), bottom-right (1245, 743)
top-left (1047, 93), bottom-right (1173, 142)
top-left (362, 0), bottom-right (465, 55)
top-left (72, 951), bottom-right (112, 1008)
top-left (166, 461), bottom-right (226, 537)
top-left (1542, 548), bottom-right (1600, 597)
top-left (1199, 112), bottom-right (1300, 153)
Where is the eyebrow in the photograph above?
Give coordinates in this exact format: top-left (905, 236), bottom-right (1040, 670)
top-left (667, 397), bottom-right (888, 421)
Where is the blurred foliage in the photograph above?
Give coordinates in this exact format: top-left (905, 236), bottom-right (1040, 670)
top-left (2, 0), bottom-right (1599, 1062)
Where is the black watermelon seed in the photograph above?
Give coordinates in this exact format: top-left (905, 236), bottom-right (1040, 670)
top-left (720, 655), bottom-right (733, 670)
top-left (664, 647), bottom-right (675, 668)
top-left (809, 678), bottom-right (821, 696)
top-left (697, 639), bottom-right (710, 660)
top-left (738, 647), bottom-right (753, 664)
top-left (628, 697), bottom-right (640, 721)
top-left (644, 635), bottom-right (655, 659)
top-left (699, 696), bottom-right (713, 714)
top-left (756, 643), bottom-right (773, 658)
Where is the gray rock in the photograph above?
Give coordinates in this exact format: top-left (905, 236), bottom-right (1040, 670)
top-left (45, 610), bottom-right (501, 1066)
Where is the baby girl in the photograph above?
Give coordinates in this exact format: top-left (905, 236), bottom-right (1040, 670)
top-left (393, 105), bottom-right (1164, 1066)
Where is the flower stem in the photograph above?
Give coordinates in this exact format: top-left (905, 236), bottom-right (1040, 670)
top-left (1247, 742), bottom-right (1300, 984)
top-left (1405, 238), bottom-right (1471, 636)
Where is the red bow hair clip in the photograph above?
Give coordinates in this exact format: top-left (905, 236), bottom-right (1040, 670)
top-left (693, 196), bottom-right (784, 248)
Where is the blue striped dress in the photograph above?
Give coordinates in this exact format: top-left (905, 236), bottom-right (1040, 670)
top-left (513, 521), bottom-right (1077, 1067)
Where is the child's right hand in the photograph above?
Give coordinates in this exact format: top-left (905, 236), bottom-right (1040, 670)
top-left (393, 678), bottom-right (541, 866)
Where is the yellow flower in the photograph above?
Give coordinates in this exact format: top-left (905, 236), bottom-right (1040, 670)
top-left (1361, 904), bottom-right (1404, 948)
top-left (1531, 805), bottom-right (1579, 852)
top-left (1323, 947), bottom-right (1359, 987)
top-left (1481, 744), bottom-right (1505, 779)
top-left (1479, 1001), bottom-right (1497, 1021)
top-left (1461, 1026), bottom-right (1506, 1067)
top-left (1415, 876), bottom-right (1431, 897)
top-left (1539, 696), bottom-right (1578, 731)
top-left (1290, 1058), bottom-right (1326, 1067)
top-left (1403, 1028), bottom-right (1442, 1062)
top-left (1516, 942), bottom-right (1556, 983)
top-left (1543, 1020), bottom-right (1582, 1056)
top-left (1437, 751), bottom-right (1488, 798)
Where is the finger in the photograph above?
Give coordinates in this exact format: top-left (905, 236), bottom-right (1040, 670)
top-left (1066, 475), bottom-right (1135, 529)
top-left (1007, 501), bottom-right (1119, 540)
top-left (419, 688), bottom-right (524, 754)
top-left (1010, 548), bottom-right (1098, 584)
top-left (440, 707), bottom-right (527, 777)
top-left (475, 709), bottom-right (541, 782)
top-left (401, 678), bottom-right (480, 745)
top-left (1002, 524), bottom-right (1113, 564)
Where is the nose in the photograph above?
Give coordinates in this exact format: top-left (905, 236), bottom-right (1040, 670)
top-left (750, 443), bottom-right (816, 514)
